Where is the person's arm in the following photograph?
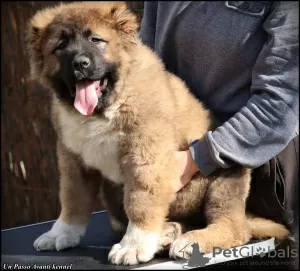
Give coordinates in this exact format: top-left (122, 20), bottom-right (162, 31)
top-left (189, 1), bottom-right (299, 177)
top-left (138, 1), bottom-right (158, 49)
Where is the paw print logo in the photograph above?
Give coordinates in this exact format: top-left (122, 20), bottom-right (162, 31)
top-left (257, 247), bottom-right (267, 258)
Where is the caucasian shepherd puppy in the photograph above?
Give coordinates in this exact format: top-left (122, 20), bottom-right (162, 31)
top-left (26, 1), bottom-right (289, 266)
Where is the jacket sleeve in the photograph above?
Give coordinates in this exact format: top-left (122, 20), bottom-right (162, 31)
top-left (138, 1), bottom-right (158, 49)
top-left (190, 1), bottom-right (299, 176)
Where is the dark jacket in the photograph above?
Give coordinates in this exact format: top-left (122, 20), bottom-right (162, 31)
top-left (139, 1), bottom-right (299, 176)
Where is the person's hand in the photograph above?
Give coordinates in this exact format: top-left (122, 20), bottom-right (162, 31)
top-left (175, 150), bottom-right (200, 192)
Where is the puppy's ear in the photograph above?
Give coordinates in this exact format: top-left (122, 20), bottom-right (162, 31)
top-left (25, 7), bottom-right (58, 80)
top-left (110, 4), bottom-right (139, 39)
top-left (25, 25), bottom-right (40, 46)
top-left (25, 22), bottom-right (43, 80)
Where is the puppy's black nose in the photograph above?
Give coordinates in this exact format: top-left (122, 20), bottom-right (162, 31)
top-left (72, 55), bottom-right (91, 71)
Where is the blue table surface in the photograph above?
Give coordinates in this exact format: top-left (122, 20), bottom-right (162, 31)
top-left (1, 211), bottom-right (298, 270)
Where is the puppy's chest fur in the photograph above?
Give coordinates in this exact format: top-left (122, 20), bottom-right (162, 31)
top-left (58, 105), bottom-right (125, 184)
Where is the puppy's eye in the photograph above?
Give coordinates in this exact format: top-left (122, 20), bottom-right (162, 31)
top-left (56, 39), bottom-right (68, 51)
top-left (91, 37), bottom-right (106, 44)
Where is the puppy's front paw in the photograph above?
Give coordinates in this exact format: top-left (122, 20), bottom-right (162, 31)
top-left (33, 219), bottom-right (86, 252)
top-left (108, 242), bottom-right (155, 266)
top-left (108, 222), bottom-right (159, 265)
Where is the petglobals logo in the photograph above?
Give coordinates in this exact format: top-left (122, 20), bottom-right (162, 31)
top-left (181, 238), bottom-right (278, 269)
top-left (133, 237), bottom-right (297, 270)
top-left (212, 242), bottom-right (275, 259)
top-left (212, 239), bottom-right (298, 260)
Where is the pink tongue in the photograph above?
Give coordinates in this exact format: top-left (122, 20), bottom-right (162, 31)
top-left (74, 81), bottom-right (98, 115)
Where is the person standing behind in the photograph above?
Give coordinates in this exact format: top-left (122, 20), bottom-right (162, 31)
top-left (139, 1), bottom-right (299, 241)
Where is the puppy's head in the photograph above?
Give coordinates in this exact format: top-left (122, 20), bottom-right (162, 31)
top-left (25, 1), bottom-right (139, 115)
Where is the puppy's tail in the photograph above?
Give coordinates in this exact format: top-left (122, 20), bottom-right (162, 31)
top-left (247, 215), bottom-right (290, 241)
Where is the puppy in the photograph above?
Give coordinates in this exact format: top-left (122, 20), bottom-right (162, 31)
top-left (25, 1), bottom-right (290, 265)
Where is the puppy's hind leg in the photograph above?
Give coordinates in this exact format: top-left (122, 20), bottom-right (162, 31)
top-left (33, 141), bottom-right (99, 252)
top-left (170, 167), bottom-right (252, 259)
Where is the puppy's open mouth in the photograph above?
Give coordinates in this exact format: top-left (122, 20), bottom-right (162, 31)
top-left (74, 77), bottom-right (108, 116)
top-left (94, 78), bottom-right (109, 98)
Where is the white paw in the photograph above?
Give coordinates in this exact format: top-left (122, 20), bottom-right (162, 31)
top-left (108, 243), bottom-right (155, 265)
top-left (108, 222), bottom-right (159, 265)
top-left (169, 238), bottom-right (196, 259)
top-left (33, 218), bottom-right (86, 251)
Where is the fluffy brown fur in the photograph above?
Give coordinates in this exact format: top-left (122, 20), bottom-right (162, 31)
top-left (26, 1), bottom-right (290, 265)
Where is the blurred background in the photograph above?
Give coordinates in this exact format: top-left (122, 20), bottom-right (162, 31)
top-left (1, 1), bottom-right (144, 230)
